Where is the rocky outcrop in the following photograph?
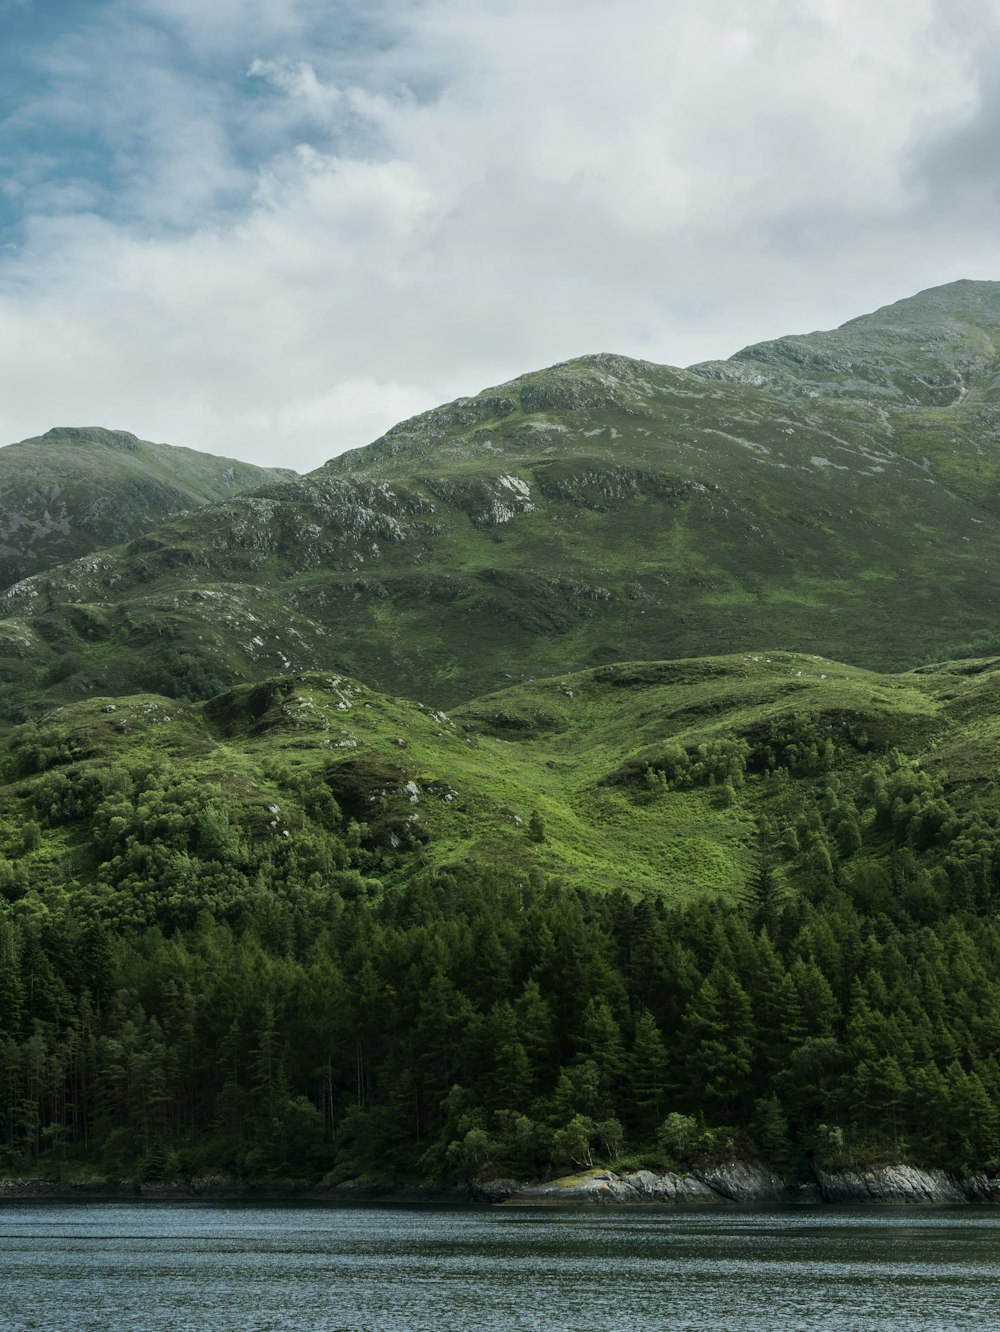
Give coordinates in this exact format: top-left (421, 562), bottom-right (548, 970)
top-left (815, 1164), bottom-right (1000, 1204)
top-left (7, 1163), bottom-right (1000, 1204)
top-left (482, 1161), bottom-right (1000, 1206)
top-left (478, 1169), bottom-right (712, 1204)
top-left (481, 1162), bottom-right (805, 1206)
top-left (695, 1160), bottom-right (811, 1203)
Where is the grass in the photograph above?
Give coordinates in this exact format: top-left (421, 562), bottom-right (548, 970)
top-left (8, 646), bottom-right (1000, 907)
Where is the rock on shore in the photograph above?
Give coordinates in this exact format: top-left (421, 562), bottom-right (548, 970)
top-left (481, 1161), bottom-right (1000, 1206)
top-left (815, 1164), bottom-right (1000, 1204)
top-left (6, 1161), bottom-right (1000, 1205)
top-left (480, 1162), bottom-right (810, 1205)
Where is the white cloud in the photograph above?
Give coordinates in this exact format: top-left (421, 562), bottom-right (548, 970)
top-left (0, 0), bottom-right (998, 470)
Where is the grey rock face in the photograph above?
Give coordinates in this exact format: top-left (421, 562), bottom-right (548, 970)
top-left (693, 1160), bottom-right (797, 1203)
top-left (483, 1160), bottom-right (1000, 1206)
top-left (816, 1165), bottom-right (975, 1204)
top-left (484, 1163), bottom-right (797, 1205)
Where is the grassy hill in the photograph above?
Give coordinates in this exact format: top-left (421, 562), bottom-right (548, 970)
top-left (6, 282), bottom-right (1000, 1184)
top-left (0, 426), bottom-right (293, 592)
top-left (5, 650), bottom-right (1000, 1188)
top-left (8, 649), bottom-right (1000, 920)
top-left (691, 278), bottom-right (1000, 408)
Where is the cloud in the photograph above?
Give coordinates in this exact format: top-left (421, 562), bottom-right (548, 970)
top-left (0, 0), bottom-right (997, 471)
top-left (908, 6), bottom-right (1000, 217)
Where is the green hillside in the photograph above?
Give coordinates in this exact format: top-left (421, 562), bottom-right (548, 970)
top-left (6, 281), bottom-right (1000, 1191)
top-left (5, 652), bottom-right (1000, 1184)
top-left (0, 426), bottom-right (293, 592)
top-left (1, 283), bottom-right (1000, 718)
top-left (5, 649), bottom-right (1000, 918)
top-left (691, 278), bottom-right (1000, 408)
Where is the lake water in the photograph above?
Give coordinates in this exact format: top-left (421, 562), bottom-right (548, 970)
top-left (2, 1201), bottom-right (1000, 1330)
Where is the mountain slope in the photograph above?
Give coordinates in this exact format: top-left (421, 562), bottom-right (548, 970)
top-left (1, 283), bottom-right (999, 716)
top-left (0, 426), bottom-right (294, 590)
top-left (6, 281), bottom-right (1000, 1188)
top-left (690, 279), bottom-right (1000, 408)
top-left (6, 650), bottom-right (999, 915)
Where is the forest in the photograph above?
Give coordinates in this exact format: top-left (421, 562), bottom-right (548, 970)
top-left (3, 709), bottom-right (1000, 1188)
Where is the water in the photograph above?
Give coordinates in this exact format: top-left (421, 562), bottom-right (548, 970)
top-left (2, 1202), bottom-right (1000, 1330)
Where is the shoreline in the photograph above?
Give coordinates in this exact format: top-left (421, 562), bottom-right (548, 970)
top-left (0, 1178), bottom-right (471, 1205)
top-left (4, 1161), bottom-right (1000, 1206)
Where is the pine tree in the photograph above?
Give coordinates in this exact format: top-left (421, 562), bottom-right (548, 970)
top-left (681, 971), bottom-right (754, 1118)
top-left (627, 1010), bottom-right (670, 1134)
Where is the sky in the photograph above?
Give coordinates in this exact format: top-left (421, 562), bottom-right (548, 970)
top-left (1, 0), bottom-right (999, 473)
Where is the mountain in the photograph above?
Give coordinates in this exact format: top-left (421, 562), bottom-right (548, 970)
top-left (1, 281), bottom-right (1000, 718)
top-left (0, 426), bottom-right (294, 591)
top-left (690, 279), bottom-right (1000, 407)
top-left (6, 280), bottom-right (1000, 1189)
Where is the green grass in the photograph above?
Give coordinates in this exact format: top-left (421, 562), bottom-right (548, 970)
top-left (8, 647), bottom-right (1000, 907)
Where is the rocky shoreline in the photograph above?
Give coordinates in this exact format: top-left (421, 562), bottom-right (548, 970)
top-left (479, 1161), bottom-right (1000, 1206)
top-left (4, 1161), bottom-right (1000, 1205)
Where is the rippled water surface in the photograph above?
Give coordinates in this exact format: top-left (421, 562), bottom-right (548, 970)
top-left (3, 1201), bottom-right (1000, 1330)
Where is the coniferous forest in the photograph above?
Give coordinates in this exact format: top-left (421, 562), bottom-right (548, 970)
top-left (4, 686), bottom-right (1000, 1188)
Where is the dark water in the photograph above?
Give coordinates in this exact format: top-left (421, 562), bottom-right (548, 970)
top-left (2, 1202), bottom-right (1000, 1330)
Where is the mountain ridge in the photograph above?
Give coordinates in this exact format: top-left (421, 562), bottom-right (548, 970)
top-left (1, 279), bottom-right (999, 718)
top-left (0, 424), bottom-right (295, 592)
top-left (690, 278), bottom-right (1000, 406)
